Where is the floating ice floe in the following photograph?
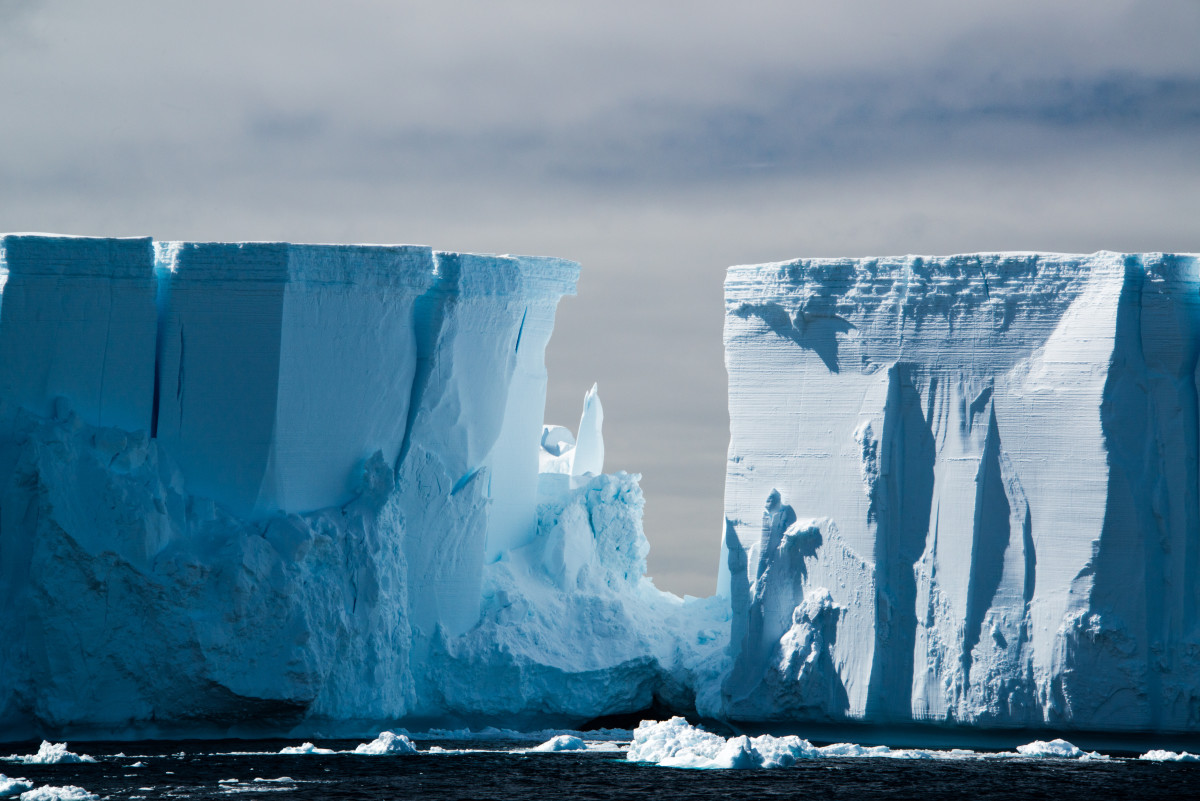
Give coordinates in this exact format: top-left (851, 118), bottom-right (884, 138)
top-left (410, 727), bottom-right (631, 742)
top-left (530, 735), bottom-right (586, 752)
top-left (627, 717), bottom-right (817, 769)
top-left (16, 787), bottom-right (99, 801)
top-left (817, 743), bottom-right (941, 759)
top-left (353, 732), bottom-right (418, 755)
top-left (627, 718), bottom-right (1128, 769)
top-left (1014, 739), bottom-right (1107, 759)
top-left (4, 744), bottom-right (96, 765)
top-left (0, 776), bottom-right (32, 798)
top-left (1139, 750), bottom-right (1200, 762)
top-left (278, 743), bottom-right (336, 755)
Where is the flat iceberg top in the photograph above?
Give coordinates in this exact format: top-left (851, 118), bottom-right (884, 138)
top-left (725, 250), bottom-right (1200, 372)
top-left (157, 241), bottom-right (438, 289)
top-left (1, 234), bottom-right (153, 279)
top-left (727, 251), bottom-right (1199, 298)
top-left (433, 251), bottom-right (581, 297)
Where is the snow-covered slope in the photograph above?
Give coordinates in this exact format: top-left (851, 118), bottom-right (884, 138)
top-left (721, 252), bottom-right (1200, 732)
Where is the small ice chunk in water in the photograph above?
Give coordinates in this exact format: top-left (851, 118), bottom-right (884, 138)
top-left (1015, 739), bottom-right (1085, 758)
top-left (626, 717), bottom-right (816, 769)
top-left (16, 787), bottom-right (99, 801)
top-left (1139, 750), bottom-right (1200, 762)
top-left (0, 775), bottom-right (33, 798)
top-left (531, 735), bottom-right (586, 752)
top-left (278, 742), bottom-right (335, 755)
top-left (4, 743), bottom-right (95, 765)
top-left (353, 732), bottom-right (418, 755)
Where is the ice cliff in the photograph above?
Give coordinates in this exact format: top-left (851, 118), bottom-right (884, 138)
top-left (0, 234), bottom-right (721, 739)
top-left (5, 236), bottom-right (1199, 741)
top-left (722, 251), bottom-right (1200, 733)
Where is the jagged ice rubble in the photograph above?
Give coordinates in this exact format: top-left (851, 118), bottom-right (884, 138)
top-left (0, 236), bottom-right (1198, 747)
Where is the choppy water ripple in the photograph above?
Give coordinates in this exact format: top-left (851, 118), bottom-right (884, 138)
top-left (1, 738), bottom-right (1198, 800)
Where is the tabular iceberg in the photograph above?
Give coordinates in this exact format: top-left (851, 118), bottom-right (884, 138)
top-left (721, 251), bottom-right (1200, 733)
top-left (4, 234), bottom-right (1199, 742)
top-left (0, 233), bottom-right (721, 740)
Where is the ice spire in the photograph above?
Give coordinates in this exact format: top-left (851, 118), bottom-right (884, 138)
top-left (570, 382), bottom-right (604, 476)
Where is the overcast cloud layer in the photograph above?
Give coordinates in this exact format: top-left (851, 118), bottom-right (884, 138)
top-left (2, 0), bottom-right (1197, 594)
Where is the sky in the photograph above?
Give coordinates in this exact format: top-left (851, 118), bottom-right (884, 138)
top-left (2, 0), bottom-right (1198, 595)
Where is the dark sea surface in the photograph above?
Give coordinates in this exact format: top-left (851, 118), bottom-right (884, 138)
top-left (3, 738), bottom-right (1200, 800)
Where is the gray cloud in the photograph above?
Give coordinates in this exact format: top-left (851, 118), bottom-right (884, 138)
top-left (1, 0), bottom-right (1198, 593)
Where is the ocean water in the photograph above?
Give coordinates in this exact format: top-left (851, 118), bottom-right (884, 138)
top-left (3, 738), bottom-right (1200, 800)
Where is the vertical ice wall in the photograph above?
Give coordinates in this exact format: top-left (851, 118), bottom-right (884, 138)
top-left (0, 232), bottom-right (590, 738)
top-left (484, 256), bottom-right (582, 556)
top-left (397, 252), bottom-right (579, 639)
top-left (154, 242), bottom-right (435, 518)
top-left (0, 235), bottom-right (157, 466)
top-left (721, 252), bottom-right (1200, 732)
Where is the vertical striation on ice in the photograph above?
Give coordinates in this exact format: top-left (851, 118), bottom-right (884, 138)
top-left (721, 251), bottom-right (1200, 733)
top-left (0, 235), bottom-right (157, 479)
top-left (153, 242), bottom-right (436, 518)
top-left (0, 233), bottom-right (727, 739)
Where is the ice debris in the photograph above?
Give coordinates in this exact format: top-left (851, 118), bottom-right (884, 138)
top-left (353, 732), bottom-right (418, 755)
top-left (278, 743), bottom-right (335, 755)
top-left (1015, 739), bottom-right (1082, 758)
top-left (627, 717), bottom-right (817, 769)
top-left (3, 744), bottom-right (95, 765)
top-left (16, 788), bottom-right (98, 801)
top-left (1139, 750), bottom-right (1200, 762)
top-left (0, 777), bottom-right (32, 799)
top-left (530, 735), bottom-right (586, 752)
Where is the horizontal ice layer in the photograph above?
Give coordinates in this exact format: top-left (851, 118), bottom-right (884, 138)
top-left (154, 242), bottom-right (436, 518)
top-left (0, 235), bottom-right (156, 474)
top-left (722, 251), bottom-right (1200, 733)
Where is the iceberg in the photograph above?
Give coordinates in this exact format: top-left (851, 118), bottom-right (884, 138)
top-left (352, 731), bottom-right (418, 755)
top-left (530, 735), bottom-right (586, 752)
top-left (627, 717), bottom-right (818, 769)
top-left (1014, 739), bottom-right (1085, 759)
top-left (15, 788), bottom-right (98, 801)
top-left (278, 743), bottom-right (336, 755)
top-left (2, 743), bottom-right (94, 765)
top-left (1139, 749), bottom-right (1200, 762)
top-left (0, 777), bottom-right (32, 798)
top-left (0, 233), bottom-right (718, 740)
top-left (4, 235), bottom-right (1198, 744)
top-left (721, 251), bottom-right (1200, 734)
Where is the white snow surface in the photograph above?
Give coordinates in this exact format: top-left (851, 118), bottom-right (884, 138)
top-left (353, 732), bottom-right (418, 755)
top-left (722, 251), bottom-right (1200, 733)
top-left (0, 777), bottom-right (32, 798)
top-left (2, 744), bottom-right (94, 765)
